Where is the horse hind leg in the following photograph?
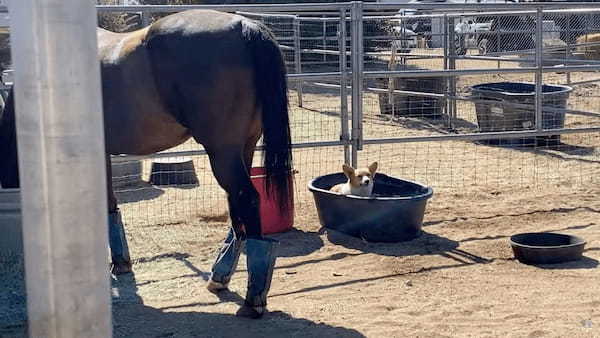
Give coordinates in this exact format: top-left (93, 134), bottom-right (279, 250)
top-left (206, 146), bottom-right (278, 319)
top-left (207, 136), bottom-right (260, 293)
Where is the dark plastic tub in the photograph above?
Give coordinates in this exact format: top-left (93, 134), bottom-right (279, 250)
top-left (510, 232), bottom-right (586, 265)
top-left (471, 82), bottom-right (572, 146)
top-left (308, 173), bottom-right (433, 242)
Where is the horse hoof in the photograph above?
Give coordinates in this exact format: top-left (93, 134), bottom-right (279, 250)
top-left (235, 305), bottom-right (265, 319)
top-left (111, 262), bottom-right (132, 275)
top-left (206, 280), bottom-right (228, 294)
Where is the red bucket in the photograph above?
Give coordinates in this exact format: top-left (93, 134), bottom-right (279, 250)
top-left (250, 167), bottom-right (294, 235)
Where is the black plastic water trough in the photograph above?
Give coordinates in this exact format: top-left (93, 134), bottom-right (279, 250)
top-left (308, 173), bottom-right (433, 243)
top-left (471, 82), bottom-right (572, 146)
top-left (510, 232), bottom-right (586, 265)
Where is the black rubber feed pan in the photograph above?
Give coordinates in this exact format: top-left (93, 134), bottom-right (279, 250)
top-left (510, 232), bottom-right (586, 265)
top-left (308, 173), bottom-right (433, 243)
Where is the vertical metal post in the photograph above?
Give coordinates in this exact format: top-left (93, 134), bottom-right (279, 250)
top-left (449, 17), bottom-right (457, 126)
top-left (496, 18), bottom-right (501, 69)
top-left (141, 10), bottom-right (151, 27)
top-left (339, 9), bottom-right (350, 165)
top-left (443, 15), bottom-right (451, 128)
top-left (322, 16), bottom-right (327, 63)
top-left (9, 1), bottom-right (111, 337)
top-left (443, 15), bottom-right (449, 72)
top-left (293, 17), bottom-right (304, 108)
top-left (350, 1), bottom-right (363, 168)
top-left (446, 15), bottom-right (457, 129)
top-left (535, 8), bottom-right (544, 132)
top-left (566, 14), bottom-right (571, 84)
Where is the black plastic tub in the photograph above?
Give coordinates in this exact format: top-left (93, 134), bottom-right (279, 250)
top-left (471, 82), bottom-right (572, 146)
top-left (308, 173), bottom-right (433, 243)
top-left (510, 232), bottom-right (586, 265)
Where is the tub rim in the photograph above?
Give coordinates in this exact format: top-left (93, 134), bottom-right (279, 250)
top-left (471, 81), bottom-right (573, 97)
top-left (307, 173), bottom-right (433, 201)
top-left (509, 232), bottom-right (586, 250)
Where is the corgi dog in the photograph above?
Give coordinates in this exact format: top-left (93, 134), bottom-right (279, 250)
top-left (330, 162), bottom-right (378, 197)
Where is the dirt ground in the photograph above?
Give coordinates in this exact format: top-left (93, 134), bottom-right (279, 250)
top-left (3, 55), bottom-right (600, 338)
top-left (3, 183), bottom-right (600, 337)
top-left (111, 183), bottom-right (600, 338)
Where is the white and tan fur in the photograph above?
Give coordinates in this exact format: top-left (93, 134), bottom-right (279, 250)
top-left (330, 162), bottom-right (378, 197)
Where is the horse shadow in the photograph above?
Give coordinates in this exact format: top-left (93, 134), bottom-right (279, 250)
top-left (474, 137), bottom-right (598, 163)
top-left (111, 272), bottom-right (365, 338)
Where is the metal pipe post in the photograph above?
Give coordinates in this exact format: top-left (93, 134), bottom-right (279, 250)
top-left (141, 10), bottom-right (151, 27)
top-left (339, 9), bottom-right (350, 165)
top-left (496, 18), bottom-right (501, 69)
top-left (535, 7), bottom-right (544, 131)
top-left (566, 14), bottom-right (572, 84)
top-left (323, 16), bottom-right (327, 63)
top-left (350, 1), bottom-right (363, 168)
top-left (449, 17), bottom-right (458, 126)
top-left (293, 17), bottom-right (304, 107)
top-left (9, 1), bottom-right (111, 337)
top-left (442, 14), bottom-right (453, 127)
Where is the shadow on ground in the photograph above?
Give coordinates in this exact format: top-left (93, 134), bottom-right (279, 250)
top-left (268, 228), bottom-right (324, 258)
top-left (326, 229), bottom-right (463, 258)
top-left (111, 272), bottom-right (364, 338)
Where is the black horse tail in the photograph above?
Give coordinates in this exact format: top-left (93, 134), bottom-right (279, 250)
top-left (243, 20), bottom-right (292, 212)
top-left (0, 88), bottom-right (19, 189)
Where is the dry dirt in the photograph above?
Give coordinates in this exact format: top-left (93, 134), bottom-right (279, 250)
top-left (113, 183), bottom-right (600, 338)
top-left (3, 56), bottom-right (600, 338)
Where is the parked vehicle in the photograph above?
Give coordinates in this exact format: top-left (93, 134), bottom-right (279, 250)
top-left (452, 15), bottom-right (536, 55)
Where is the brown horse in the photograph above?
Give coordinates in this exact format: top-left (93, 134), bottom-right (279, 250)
top-left (0, 9), bottom-right (292, 318)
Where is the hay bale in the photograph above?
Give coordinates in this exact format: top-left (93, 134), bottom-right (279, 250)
top-left (518, 39), bottom-right (568, 68)
top-left (576, 33), bottom-right (600, 60)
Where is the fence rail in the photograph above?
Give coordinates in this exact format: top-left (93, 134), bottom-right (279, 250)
top-left (3, 2), bottom-right (600, 179)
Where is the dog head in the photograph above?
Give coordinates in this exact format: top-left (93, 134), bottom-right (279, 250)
top-left (342, 162), bottom-right (378, 190)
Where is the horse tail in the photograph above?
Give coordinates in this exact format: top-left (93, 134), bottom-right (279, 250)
top-left (0, 88), bottom-right (20, 188)
top-left (242, 20), bottom-right (292, 212)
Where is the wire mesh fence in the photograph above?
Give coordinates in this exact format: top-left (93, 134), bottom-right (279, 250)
top-left (2, 3), bottom-right (600, 333)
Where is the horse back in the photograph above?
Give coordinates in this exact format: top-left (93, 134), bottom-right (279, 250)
top-left (142, 10), bottom-right (262, 146)
top-left (98, 26), bottom-right (190, 155)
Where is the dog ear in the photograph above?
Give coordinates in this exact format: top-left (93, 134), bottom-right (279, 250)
top-left (368, 161), bottom-right (378, 175)
top-left (342, 163), bottom-right (355, 177)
